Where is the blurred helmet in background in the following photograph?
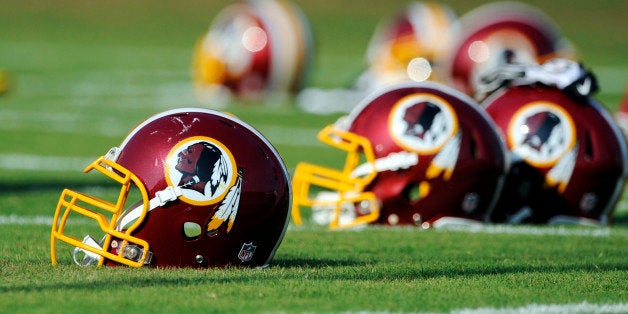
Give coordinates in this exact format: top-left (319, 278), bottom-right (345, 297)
top-left (615, 88), bottom-right (628, 139)
top-left (298, 2), bottom-right (460, 115)
top-left (479, 59), bottom-right (627, 225)
top-left (355, 1), bottom-right (460, 91)
top-left (291, 82), bottom-right (508, 229)
top-left (445, 1), bottom-right (574, 98)
top-left (51, 108), bottom-right (291, 268)
top-left (192, 0), bottom-right (313, 106)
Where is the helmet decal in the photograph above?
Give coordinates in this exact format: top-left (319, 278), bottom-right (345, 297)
top-left (507, 102), bottom-right (575, 167)
top-left (237, 242), bottom-right (257, 262)
top-left (166, 136), bottom-right (238, 205)
top-left (389, 93), bottom-right (458, 154)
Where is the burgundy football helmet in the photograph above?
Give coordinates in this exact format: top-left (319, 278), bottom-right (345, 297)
top-left (192, 0), bottom-right (312, 104)
top-left (480, 59), bottom-right (627, 225)
top-left (297, 2), bottom-right (460, 114)
top-left (445, 1), bottom-right (574, 97)
top-left (51, 108), bottom-right (291, 268)
top-left (291, 82), bottom-right (508, 229)
top-left (355, 1), bottom-right (460, 90)
top-left (615, 88), bottom-right (628, 139)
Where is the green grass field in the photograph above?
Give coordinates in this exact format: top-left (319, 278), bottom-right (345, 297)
top-left (1, 0), bottom-right (627, 312)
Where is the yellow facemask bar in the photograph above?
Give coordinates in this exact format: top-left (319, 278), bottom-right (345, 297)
top-left (50, 156), bottom-right (152, 268)
top-left (291, 125), bottom-right (380, 229)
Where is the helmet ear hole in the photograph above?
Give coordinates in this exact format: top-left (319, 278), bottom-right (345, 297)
top-left (583, 131), bottom-right (593, 160)
top-left (183, 222), bottom-right (202, 240)
top-left (469, 134), bottom-right (478, 159)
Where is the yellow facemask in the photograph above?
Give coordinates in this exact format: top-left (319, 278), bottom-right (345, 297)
top-left (51, 156), bottom-right (153, 267)
top-left (291, 125), bottom-right (381, 229)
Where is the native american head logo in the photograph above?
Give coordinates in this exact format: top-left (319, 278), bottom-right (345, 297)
top-left (166, 136), bottom-right (237, 205)
top-left (389, 93), bottom-right (458, 154)
top-left (166, 136), bottom-right (243, 234)
top-left (508, 102), bottom-right (576, 167)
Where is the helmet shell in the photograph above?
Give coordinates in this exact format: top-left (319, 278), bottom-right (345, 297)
top-left (445, 2), bottom-right (573, 96)
top-left (484, 85), bottom-right (627, 224)
top-left (345, 82), bottom-right (508, 226)
top-left (113, 108), bottom-right (291, 267)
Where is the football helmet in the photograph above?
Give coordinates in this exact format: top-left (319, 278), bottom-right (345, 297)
top-left (51, 108), bottom-right (291, 268)
top-left (192, 0), bottom-right (313, 103)
top-left (480, 59), bottom-right (627, 225)
top-left (445, 1), bottom-right (574, 97)
top-left (615, 88), bottom-right (628, 138)
top-left (292, 82), bottom-right (508, 229)
top-left (297, 2), bottom-right (460, 115)
top-left (355, 1), bottom-right (460, 90)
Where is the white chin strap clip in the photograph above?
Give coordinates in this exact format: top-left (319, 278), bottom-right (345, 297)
top-left (72, 186), bottom-right (183, 266)
top-left (73, 235), bottom-right (104, 266)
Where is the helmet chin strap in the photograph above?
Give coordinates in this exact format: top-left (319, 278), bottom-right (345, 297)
top-left (73, 235), bottom-right (104, 266)
top-left (72, 185), bottom-right (182, 267)
top-left (116, 185), bottom-right (184, 231)
top-left (101, 146), bottom-right (186, 231)
top-left (72, 148), bottom-right (186, 267)
top-left (475, 58), bottom-right (598, 102)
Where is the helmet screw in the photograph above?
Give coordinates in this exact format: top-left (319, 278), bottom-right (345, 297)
top-left (195, 255), bottom-right (205, 264)
top-left (124, 246), bottom-right (139, 259)
top-left (387, 214), bottom-right (399, 225)
top-left (412, 213), bottom-right (422, 225)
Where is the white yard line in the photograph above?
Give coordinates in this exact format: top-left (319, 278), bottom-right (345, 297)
top-left (435, 223), bottom-right (624, 237)
top-left (0, 215), bottom-right (54, 226)
top-left (449, 301), bottom-right (628, 314)
top-left (0, 154), bottom-right (93, 171)
top-left (287, 223), bottom-right (628, 237)
top-left (0, 214), bottom-right (94, 226)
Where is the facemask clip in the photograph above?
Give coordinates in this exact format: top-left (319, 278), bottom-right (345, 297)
top-left (72, 235), bottom-right (104, 266)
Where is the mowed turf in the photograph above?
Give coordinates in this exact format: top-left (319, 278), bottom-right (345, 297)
top-left (0, 0), bottom-right (627, 313)
top-left (1, 221), bottom-right (626, 312)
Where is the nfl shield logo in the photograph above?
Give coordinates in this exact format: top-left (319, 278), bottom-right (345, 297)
top-left (238, 242), bottom-right (257, 262)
